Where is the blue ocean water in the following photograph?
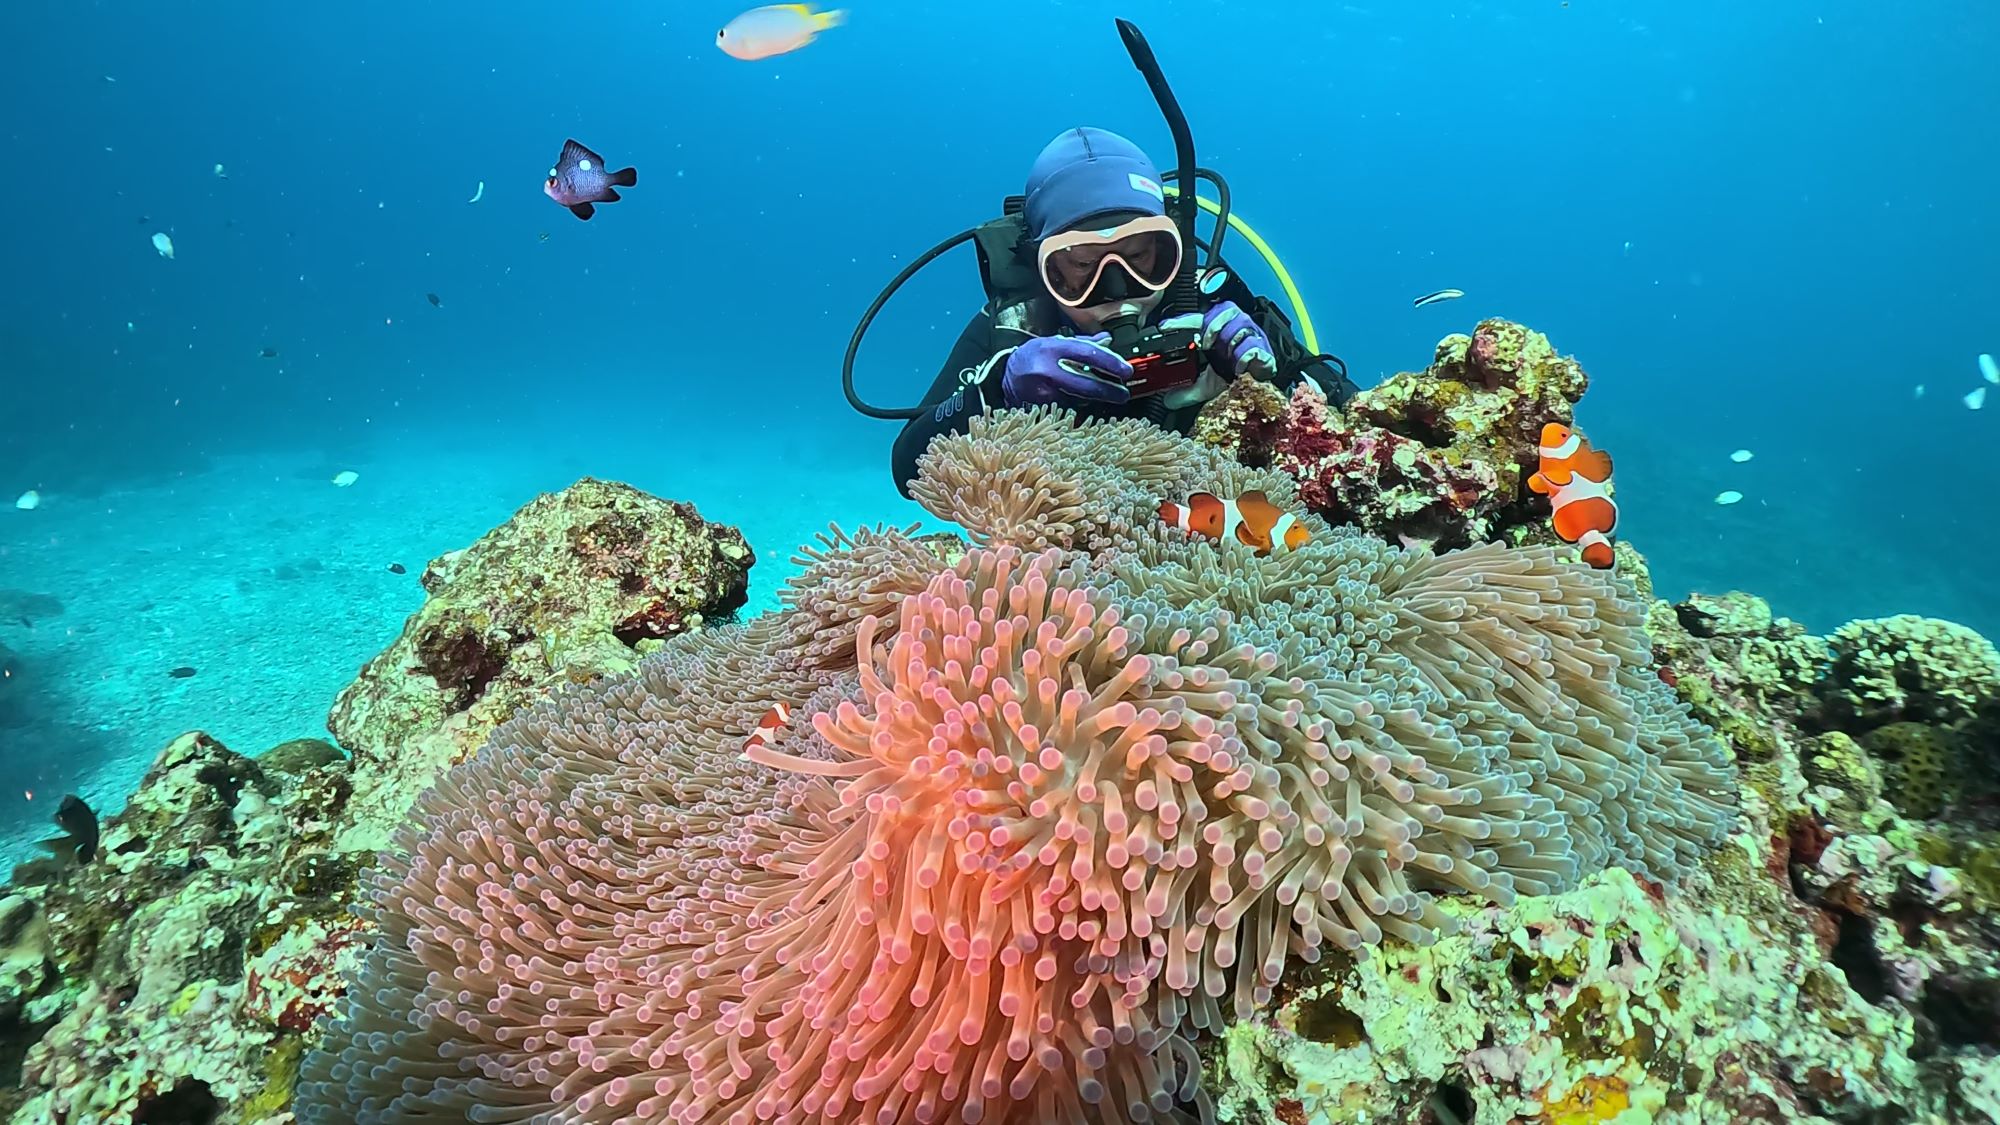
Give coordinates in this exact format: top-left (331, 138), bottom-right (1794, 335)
top-left (0, 0), bottom-right (1994, 861)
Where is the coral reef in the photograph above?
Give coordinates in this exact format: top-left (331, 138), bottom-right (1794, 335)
top-left (1217, 867), bottom-right (1930, 1122)
top-left (1816, 615), bottom-right (2000, 731)
top-left (325, 476), bottom-right (755, 850)
top-left (0, 732), bottom-right (355, 1125)
top-left (1653, 591), bottom-right (2000, 829)
top-left (294, 409), bottom-right (1732, 1124)
top-left (7, 321), bottom-right (1997, 1123)
top-left (1192, 319), bottom-right (1589, 551)
top-left (1226, 578), bottom-right (2000, 1122)
top-left (1649, 589), bottom-right (1831, 760)
top-left (0, 478), bottom-right (767, 1125)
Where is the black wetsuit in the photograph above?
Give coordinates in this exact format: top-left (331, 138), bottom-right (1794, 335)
top-left (891, 292), bottom-right (1359, 498)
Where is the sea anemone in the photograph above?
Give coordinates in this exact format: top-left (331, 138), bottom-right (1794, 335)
top-left (296, 408), bottom-right (1736, 1124)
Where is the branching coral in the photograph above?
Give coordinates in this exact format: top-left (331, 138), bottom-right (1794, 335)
top-left (295, 408), bottom-right (1735, 1125)
top-left (1816, 614), bottom-right (2000, 730)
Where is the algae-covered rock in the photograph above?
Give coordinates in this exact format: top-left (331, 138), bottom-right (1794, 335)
top-left (1227, 582), bottom-right (2000, 1124)
top-left (1408, 318), bottom-right (1590, 448)
top-left (0, 894), bottom-right (54, 1094)
top-left (1739, 624), bottom-right (1830, 708)
top-left (1668, 592), bottom-right (1826, 708)
top-left (255, 737), bottom-right (343, 776)
top-left (0, 732), bottom-right (356, 1125)
top-left (1676, 591), bottom-right (1776, 639)
top-left (1191, 375), bottom-right (1288, 467)
top-left (1650, 592), bottom-right (1831, 763)
top-left (325, 477), bottom-right (755, 851)
top-left (1804, 732), bottom-right (1885, 830)
top-left (1218, 867), bottom-right (1926, 1124)
top-left (1274, 381), bottom-right (1508, 548)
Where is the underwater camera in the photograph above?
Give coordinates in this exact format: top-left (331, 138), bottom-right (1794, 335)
top-left (1097, 303), bottom-right (1203, 398)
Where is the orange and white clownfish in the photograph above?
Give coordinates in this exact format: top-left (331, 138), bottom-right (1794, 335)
top-left (739, 702), bottom-right (793, 760)
top-left (1158, 490), bottom-right (1310, 556)
top-left (1527, 422), bottom-right (1618, 569)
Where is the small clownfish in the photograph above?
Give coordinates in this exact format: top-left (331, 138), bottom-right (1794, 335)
top-left (1527, 422), bottom-right (1619, 570)
top-left (1158, 490), bottom-right (1310, 556)
top-left (740, 702), bottom-right (793, 761)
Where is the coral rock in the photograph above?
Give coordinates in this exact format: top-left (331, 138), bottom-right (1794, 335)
top-left (0, 893), bottom-right (54, 1074)
top-left (1269, 383), bottom-right (1504, 549)
top-left (1804, 732), bottom-right (1886, 829)
top-left (1649, 592), bottom-right (1834, 761)
top-left (1220, 837), bottom-right (1980, 1123)
top-left (1362, 318), bottom-right (1588, 463)
top-left (256, 737), bottom-right (344, 776)
top-left (1195, 319), bottom-right (1590, 551)
top-left (1815, 614), bottom-right (2000, 731)
top-left (0, 732), bottom-right (356, 1125)
top-left (1190, 375), bottom-right (1289, 466)
top-left (1675, 591), bottom-right (1776, 639)
top-left (325, 477), bottom-right (754, 851)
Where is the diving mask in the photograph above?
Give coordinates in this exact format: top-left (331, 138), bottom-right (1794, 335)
top-left (1035, 214), bottom-right (1183, 309)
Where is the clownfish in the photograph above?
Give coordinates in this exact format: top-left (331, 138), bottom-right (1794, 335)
top-left (740, 702), bottom-right (793, 761)
top-left (1527, 422), bottom-right (1619, 569)
top-left (1158, 490), bottom-right (1311, 556)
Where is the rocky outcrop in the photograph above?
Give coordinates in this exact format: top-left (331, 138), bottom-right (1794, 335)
top-left (0, 733), bottom-right (354, 1125)
top-left (326, 477), bottom-right (755, 849)
top-left (0, 478), bottom-right (759, 1124)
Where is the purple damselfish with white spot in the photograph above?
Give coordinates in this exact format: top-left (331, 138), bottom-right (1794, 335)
top-left (543, 139), bottom-right (637, 221)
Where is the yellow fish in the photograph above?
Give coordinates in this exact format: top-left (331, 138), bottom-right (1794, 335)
top-left (716, 4), bottom-right (845, 61)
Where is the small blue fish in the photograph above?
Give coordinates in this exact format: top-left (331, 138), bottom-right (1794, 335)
top-left (543, 139), bottom-right (637, 222)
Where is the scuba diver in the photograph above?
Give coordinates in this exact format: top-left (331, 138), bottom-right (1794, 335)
top-left (887, 128), bottom-right (1358, 496)
top-left (839, 20), bottom-right (1360, 498)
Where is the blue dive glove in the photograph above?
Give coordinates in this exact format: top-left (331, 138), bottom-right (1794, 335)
top-left (1198, 301), bottom-right (1276, 378)
top-left (1000, 334), bottom-right (1134, 407)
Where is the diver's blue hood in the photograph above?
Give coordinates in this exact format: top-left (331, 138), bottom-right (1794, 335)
top-left (1022, 128), bottom-right (1166, 242)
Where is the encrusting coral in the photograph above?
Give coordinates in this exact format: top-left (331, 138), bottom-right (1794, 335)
top-left (294, 409), bottom-right (1735, 1124)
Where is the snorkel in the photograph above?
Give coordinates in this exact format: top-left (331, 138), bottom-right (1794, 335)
top-left (1113, 18), bottom-right (1199, 324)
top-left (1084, 19), bottom-right (1205, 399)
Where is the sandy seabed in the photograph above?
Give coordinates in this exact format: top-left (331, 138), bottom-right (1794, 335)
top-left (0, 427), bottom-right (926, 868)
